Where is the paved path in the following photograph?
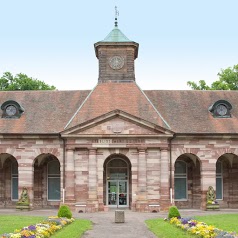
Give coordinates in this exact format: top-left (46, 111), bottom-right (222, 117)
top-left (79, 209), bottom-right (238, 238)
top-left (80, 210), bottom-right (158, 238)
top-left (1, 209), bottom-right (238, 238)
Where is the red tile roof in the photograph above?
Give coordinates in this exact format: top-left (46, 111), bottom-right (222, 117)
top-left (144, 90), bottom-right (238, 133)
top-left (65, 82), bottom-right (169, 130)
top-left (0, 85), bottom-right (238, 134)
top-left (0, 90), bottom-right (90, 134)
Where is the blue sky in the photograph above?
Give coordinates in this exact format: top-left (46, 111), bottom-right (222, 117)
top-left (1, 0), bottom-right (238, 90)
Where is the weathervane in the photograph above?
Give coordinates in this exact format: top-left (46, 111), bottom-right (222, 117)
top-left (115, 6), bottom-right (119, 27)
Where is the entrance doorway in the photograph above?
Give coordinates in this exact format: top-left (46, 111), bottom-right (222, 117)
top-left (107, 180), bottom-right (128, 207)
top-left (105, 157), bottom-right (130, 208)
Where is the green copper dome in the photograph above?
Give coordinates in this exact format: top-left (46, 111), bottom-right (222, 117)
top-left (102, 26), bottom-right (132, 42)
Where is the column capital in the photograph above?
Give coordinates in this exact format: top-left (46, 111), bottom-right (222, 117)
top-left (66, 146), bottom-right (75, 151)
top-left (160, 147), bottom-right (169, 151)
top-left (137, 146), bottom-right (147, 152)
top-left (88, 148), bottom-right (97, 154)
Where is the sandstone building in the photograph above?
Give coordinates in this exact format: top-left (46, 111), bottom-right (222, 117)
top-left (0, 19), bottom-right (238, 212)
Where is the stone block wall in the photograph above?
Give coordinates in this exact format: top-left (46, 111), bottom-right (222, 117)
top-left (0, 136), bottom-right (63, 209)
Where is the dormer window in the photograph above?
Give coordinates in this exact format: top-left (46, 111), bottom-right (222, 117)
top-left (1, 100), bottom-right (24, 119)
top-left (209, 100), bottom-right (232, 118)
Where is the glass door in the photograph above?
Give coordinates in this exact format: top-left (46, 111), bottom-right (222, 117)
top-left (118, 180), bottom-right (127, 206)
top-left (107, 180), bottom-right (128, 207)
top-left (108, 181), bottom-right (117, 206)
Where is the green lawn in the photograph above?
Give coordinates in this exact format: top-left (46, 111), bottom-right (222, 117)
top-left (195, 214), bottom-right (238, 234)
top-left (146, 214), bottom-right (238, 238)
top-left (146, 219), bottom-right (194, 238)
top-left (0, 215), bottom-right (45, 234)
top-left (51, 219), bottom-right (92, 238)
top-left (0, 215), bottom-right (92, 238)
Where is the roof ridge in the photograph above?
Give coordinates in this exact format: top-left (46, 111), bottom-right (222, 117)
top-left (64, 84), bottom-right (98, 130)
top-left (135, 83), bottom-right (171, 129)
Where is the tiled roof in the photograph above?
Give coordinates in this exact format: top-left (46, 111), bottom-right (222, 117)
top-left (144, 90), bottom-right (238, 134)
top-left (0, 86), bottom-right (238, 134)
top-left (0, 90), bottom-right (90, 134)
top-left (65, 82), bottom-right (169, 130)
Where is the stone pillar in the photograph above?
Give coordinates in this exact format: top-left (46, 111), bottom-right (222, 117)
top-left (136, 148), bottom-right (147, 211)
top-left (18, 159), bottom-right (34, 209)
top-left (131, 152), bottom-right (138, 211)
top-left (160, 148), bottom-right (170, 210)
top-left (97, 153), bottom-right (104, 211)
top-left (0, 166), bottom-right (4, 203)
top-left (200, 157), bottom-right (216, 210)
top-left (65, 148), bottom-right (75, 205)
top-left (87, 149), bottom-right (98, 212)
top-left (138, 149), bottom-right (147, 198)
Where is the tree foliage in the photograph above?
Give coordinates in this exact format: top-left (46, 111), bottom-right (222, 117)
top-left (187, 64), bottom-right (238, 90)
top-left (0, 72), bottom-right (56, 91)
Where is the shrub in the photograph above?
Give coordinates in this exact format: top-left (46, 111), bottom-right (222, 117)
top-left (168, 206), bottom-right (181, 219)
top-left (57, 205), bottom-right (72, 219)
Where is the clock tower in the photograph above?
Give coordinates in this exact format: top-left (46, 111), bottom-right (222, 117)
top-left (94, 14), bottom-right (139, 82)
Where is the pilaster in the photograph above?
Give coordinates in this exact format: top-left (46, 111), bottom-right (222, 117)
top-left (136, 148), bottom-right (148, 211)
top-left (200, 157), bottom-right (216, 210)
top-left (18, 161), bottom-right (34, 209)
top-left (138, 148), bottom-right (147, 199)
top-left (87, 148), bottom-right (98, 211)
top-left (65, 148), bottom-right (76, 204)
top-left (160, 148), bottom-right (170, 210)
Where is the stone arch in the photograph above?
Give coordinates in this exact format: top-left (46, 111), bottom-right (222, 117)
top-left (173, 148), bottom-right (201, 162)
top-left (214, 148), bottom-right (238, 159)
top-left (174, 153), bottom-right (201, 209)
top-left (35, 148), bottom-right (61, 160)
top-left (103, 154), bottom-right (132, 208)
top-left (33, 153), bottom-right (61, 208)
top-left (216, 153), bottom-right (238, 208)
top-left (0, 153), bottom-right (18, 208)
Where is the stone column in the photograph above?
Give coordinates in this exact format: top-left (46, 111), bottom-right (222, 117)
top-left (97, 152), bottom-right (104, 211)
top-left (65, 148), bottom-right (75, 205)
top-left (200, 157), bottom-right (216, 210)
top-left (160, 148), bottom-right (170, 210)
top-left (18, 158), bottom-right (34, 209)
top-left (138, 149), bottom-right (147, 198)
top-left (87, 149), bottom-right (98, 212)
top-left (136, 148), bottom-right (147, 211)
top-left (131, 152), bottom-right (138, 211)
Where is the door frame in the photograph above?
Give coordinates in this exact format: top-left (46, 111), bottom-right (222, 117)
top-left (106, 180), bottom-right (129, 208)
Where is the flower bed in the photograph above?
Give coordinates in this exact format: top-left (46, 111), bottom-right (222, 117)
top-left (0, 216), bottom-right (75, 238)
top-left (167, 217), bottom-right (238, 238)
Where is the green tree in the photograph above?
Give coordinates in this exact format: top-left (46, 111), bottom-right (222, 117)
top-left (187, 64), bottom-right (238, 90)
top-left (0, 72), bottom-right (56, 91)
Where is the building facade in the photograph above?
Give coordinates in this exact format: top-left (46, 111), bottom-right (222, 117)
top-left (0, 21), bottom-right (238, 212)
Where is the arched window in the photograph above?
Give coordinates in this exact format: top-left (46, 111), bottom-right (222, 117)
top-left (48, 160), bottom-right (60, 201)
top-left (174, 161), bottom-right (187, 200)
top-left (216, 161), bottom-right (223, 200)
top-left (11, 161), bottom-right (18, 200)
top-left (107, 158), bottom-right (128, 180)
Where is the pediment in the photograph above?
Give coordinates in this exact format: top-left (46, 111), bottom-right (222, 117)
top-left (61, 110), bottom-right (173, 137)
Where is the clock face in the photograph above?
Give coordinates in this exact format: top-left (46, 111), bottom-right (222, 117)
top-left (6, 105), bottom-right (17, 116)
top-left (109, 56), bottom-right (124, 70)
top-left (216, 104), bottom-right (228, 116)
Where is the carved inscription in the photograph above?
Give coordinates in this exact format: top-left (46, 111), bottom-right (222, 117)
top-left (92, 139), bottom-right (144, 144)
